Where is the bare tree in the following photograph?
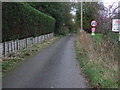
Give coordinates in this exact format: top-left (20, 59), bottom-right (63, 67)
top-left (94, 1), bottom-right (120, 34)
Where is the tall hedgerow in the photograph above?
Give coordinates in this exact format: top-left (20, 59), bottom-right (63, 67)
top-left (2, 2), bottom-right (55, 41)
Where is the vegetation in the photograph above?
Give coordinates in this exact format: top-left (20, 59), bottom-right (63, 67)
top-left (76, 31), bottom-right (118, 88)
top-left (2, 1), bottom-right (119, 88)
top-left (28, 2), bottom-right (76, 34)
top-left (2, 2), bottom-right (77, 42)
top-left (2, 2), bottom-right (55, 42)
top-left (76, 2), bottom-right (102, 33)
top-left (75, 2), bottom-right (119, 88)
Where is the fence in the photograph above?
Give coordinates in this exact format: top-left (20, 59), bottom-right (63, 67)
top-left (0, 33), bottom-right (54, 57)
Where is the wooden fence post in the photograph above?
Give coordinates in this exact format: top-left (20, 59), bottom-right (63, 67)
top-left (37, 37), bottom-right (38, 43)
top-left (32, 37), bottom-right (33, 44)
top-left (25, 38), bottom-right (27, 48)
top-left (40, 36), bottom-right (41, 42)
top-left (11, 41), bottom-right (12, 52)
top-left (3, 42), bottom-right (5, 57)
top-left (16, 39), bottom-right (18, 50)
top-left (14, 40), bottom-right (15, 51)
top-left (43, 35), bottom-right (45, 41)
top-left (7, 41), bottom-right (9, 54)
top-left (18, 40), bottom-right (20, 50)
top-left (47, 34), bottom-right (49, 39)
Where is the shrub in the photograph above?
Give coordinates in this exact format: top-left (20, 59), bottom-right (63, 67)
top-left (2, 2), bottom-right (55, 42)
top-left (76, 31), bottom-right (118, 88)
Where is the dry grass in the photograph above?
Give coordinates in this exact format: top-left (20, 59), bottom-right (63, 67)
top-left (76, 30), bottom-right (118, 88)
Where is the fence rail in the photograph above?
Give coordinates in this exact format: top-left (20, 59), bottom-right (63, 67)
top-left (0, 33), bottom-right (54, 57)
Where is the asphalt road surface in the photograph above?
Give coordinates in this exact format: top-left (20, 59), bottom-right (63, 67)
top-left (3, 35), bottom-right (88, 88)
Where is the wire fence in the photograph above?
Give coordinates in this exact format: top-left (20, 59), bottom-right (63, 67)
top-left (0, 33), bottom-right (54, 57)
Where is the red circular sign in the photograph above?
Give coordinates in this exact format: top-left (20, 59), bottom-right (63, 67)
top-left (90, 20), bottom-right (98, 27)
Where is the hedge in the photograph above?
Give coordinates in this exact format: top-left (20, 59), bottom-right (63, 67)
top-left (2, 2), bottom-right (55, 42)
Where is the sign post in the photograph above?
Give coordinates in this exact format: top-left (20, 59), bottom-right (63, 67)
top-left (91, 28), bottom-right (96, 36)
top-left (119, 30), bottom-right (120, 41)
top-left (90, 20), bottom-right (98, 36)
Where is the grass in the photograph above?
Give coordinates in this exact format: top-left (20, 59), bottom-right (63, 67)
top-left (2, 36), bottom-right (60, 76)
top-left (90, 33), bottom-right (103, 43)
top-left (108, 32), bottom-right (119, 41)
top-left (75, 31), bottom-right (118, 88)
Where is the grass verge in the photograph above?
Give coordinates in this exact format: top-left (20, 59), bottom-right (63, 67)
top-left (2, 36), bottom-right (60, 76)
top-left (75, 31), bottom-right (118, 88)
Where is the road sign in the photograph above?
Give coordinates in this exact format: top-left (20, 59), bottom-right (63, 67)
top-left (112, 19), bottom-right (120, 41)
top-left (91, 20), bottom-right (98, 27)
top-left (112, 19), bottom-right (120, 32)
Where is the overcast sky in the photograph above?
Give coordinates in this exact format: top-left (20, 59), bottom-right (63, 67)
top-left (70, 0), bottom-right (119, 16)
top-left (102, 0), bottom-right (119, 8)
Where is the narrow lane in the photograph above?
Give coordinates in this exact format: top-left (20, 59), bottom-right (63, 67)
top-left (3, 35), bottom-right (87, 88)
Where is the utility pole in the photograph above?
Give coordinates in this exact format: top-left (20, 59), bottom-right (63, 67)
top-left (81, 0), bottom-right (83, 31)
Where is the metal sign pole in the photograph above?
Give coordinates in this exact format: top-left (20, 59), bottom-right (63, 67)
top-left (118, 19), bottom-right (120, 42)
top-left (119, 27), bottom-right (120, 41)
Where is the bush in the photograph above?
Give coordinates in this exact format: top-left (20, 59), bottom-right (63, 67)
top-left (2, 2), bottom-right (55, 42)
top-left (76, 31), bottom-right (118, 88)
